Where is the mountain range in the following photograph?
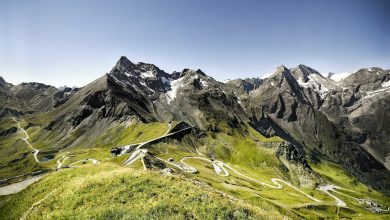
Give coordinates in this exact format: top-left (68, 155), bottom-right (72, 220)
top-left (1, 56), bottom-right (389, 219)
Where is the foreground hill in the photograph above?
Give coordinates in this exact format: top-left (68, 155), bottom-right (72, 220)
top-left (0, 163), bottom-right (281, 219)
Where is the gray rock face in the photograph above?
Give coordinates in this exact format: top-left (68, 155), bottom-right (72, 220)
top-left (141, 152), bottom-right (167, 170)
top-left (230, 65), bottom-right (390, 193)
top-left (0, 79), bottom-right (61, 116)
top-left (276, 141), bottom-right (322, 188)
top-left (107, 57), bottom-right (247, 130)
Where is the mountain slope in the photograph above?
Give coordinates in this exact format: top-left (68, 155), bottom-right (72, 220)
top-left (1, 57), bottom-right (389, 219)
top-left (228, 65), bottom-right (390, 194)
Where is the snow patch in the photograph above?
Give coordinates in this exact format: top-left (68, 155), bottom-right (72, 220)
top-left (296, 78), bottom-right (304, 85)
top-left (166, 77), bottom-right (185, 104)
top-left (64, 91), bottom-right (72, 96)
top-left (328, 72), bottom-right (351, 82)
top-left (365, 87), bottom-right (390, 99)
top-left (139, 80), bottom-right (147, 87)
top-left (140, 70), bottom-right (155, 78)
top-left (137, 80), bottom-right (155, 93)
top-left (236, 95), bottom-right (242, 105)
top-left (382, 80), bottom-right (390, 88)
top-left (297, 75), bottom-right (329, 99)
top-left (200, 79), bottom-right (208, 87)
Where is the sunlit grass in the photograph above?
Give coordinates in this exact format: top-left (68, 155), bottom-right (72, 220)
top-left (0, 163), bottom-right (281, 219)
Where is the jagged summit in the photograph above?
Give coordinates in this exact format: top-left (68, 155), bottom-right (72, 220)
top-left (180, 68), bottom-right (207, 78)
top-left (296, 64), bottom-right (321, 76)
top-left (0, 76), bottom-right (6, 85)
top-left (277, 65), bottom-right (289, 72)
top-left (290, 64), bottom-right (324, 83)
top-left (109, 57), bottom-right (171, 90)
top-left (265, 65), bottom-right (290, 79)
top-left (115, 56), bottom-right (136, 71)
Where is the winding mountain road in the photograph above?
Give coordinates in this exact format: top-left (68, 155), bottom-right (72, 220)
top-left (10, 118), bottom-right (101, 170)
top-left (164, 156), bottom-right (321, 203)
top-left (56, 152), bottom-right (70, 169)
top-left (12, 117), bottom-right (40, 163)
top-left (1, 118), bottom-right (101, 195)
top-left (125, 145), bottom-right (388, 210)
top-left (318, 185), bottom-right (347, 207)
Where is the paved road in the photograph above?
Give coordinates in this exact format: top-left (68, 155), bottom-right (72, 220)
top-left (120, 124), bottom-right (329, 205)
top-left (123, 149), bottom-right (148, 166)
top-left (7, 119), bottom-right (385, 211)
top-left (3, 118), bottom-right (100, 195)
top-left (175, 156), bottom-right (389, 210)
top-left (0, 175), bottom-right (44, 195)
top-left (177, 156), bottom-right (321, 203)
top-left (56, 152), bottom-right (70, 169)
top-left (318, 185), bottom-right (347, 207)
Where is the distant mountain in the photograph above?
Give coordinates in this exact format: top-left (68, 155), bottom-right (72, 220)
top-left (1, 57), bottom-right (389, 194)
top-left (227, 64), bottom-right (390, 193)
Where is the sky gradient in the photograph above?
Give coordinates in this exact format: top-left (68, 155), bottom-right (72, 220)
top-left (1, 0), bottom-right (389, 87)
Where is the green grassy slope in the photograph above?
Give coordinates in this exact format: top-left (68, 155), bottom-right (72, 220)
top-left (0, 163), bottom-right (282, 220)
top-left (147, 128), bottom-right (390, 219)
top-left (0, 117), bottom-right (169, 179)
top-left (0, 118), bottom-right (44, 180)
top-left (1, 120), bottom-right (389, 219)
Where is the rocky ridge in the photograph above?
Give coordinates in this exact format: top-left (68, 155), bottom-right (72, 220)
top-left (1, 57), bottom-right (389, 194)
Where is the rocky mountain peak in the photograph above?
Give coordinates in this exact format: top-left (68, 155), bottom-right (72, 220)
top-left (0, 76), bottom-right (6, 85)
top-left (110, 57), bottom-right (170, 81)
top-left (116, 56), bottom-right (135, 70)
top-left (225, 78), bottom-right (263, 94)
top-left (277, 65), bottom-right (289, 72)
top-left (195, 69), bottom-right (206, 76)
top-left (292, 64), bottom-right (322, 83)
top-left (297, 64), bottom-right (320, 74)
top-left (267, 65), bottom-right (290, 79)
top-left (114, 56), bottom-right (136, 72)
top-left (180, 68), bottom-right (207, 78)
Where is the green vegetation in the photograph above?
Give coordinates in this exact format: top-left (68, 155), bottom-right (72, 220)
top-left (246, 125), bottom-right (284, 143)
top-left (310, 160), bottom-right (390, 207)
top-left (147, 130), bottom-right (390, 219)
top-left (1, 119), bottom-right (389, 219)
top-left (0, 163), bottom-right (281, 220)
top-left (0, 118), bottom-right (44, 180)
top-left (0, 117), bottom-right (169, 179)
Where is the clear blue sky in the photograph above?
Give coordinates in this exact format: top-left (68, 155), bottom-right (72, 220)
top-left (0, 0), bottom-right (389, 87)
